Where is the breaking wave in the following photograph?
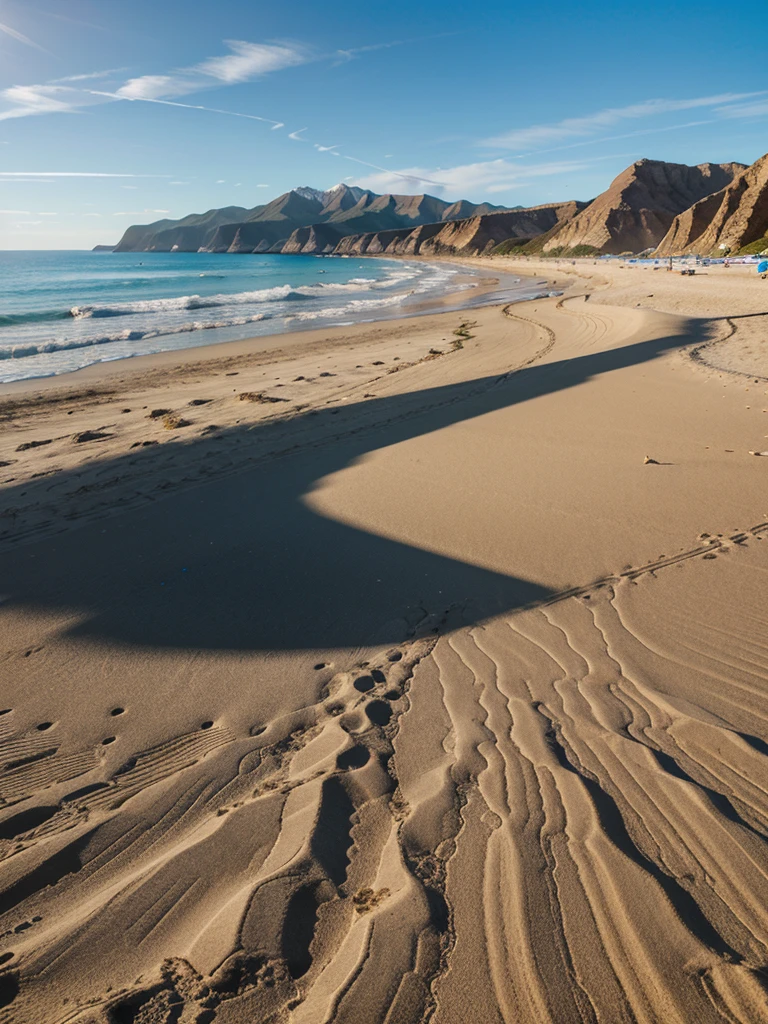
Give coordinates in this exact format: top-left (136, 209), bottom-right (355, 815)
top-left (0, 313), bottom-right (271, 361)
top-left (68, 275), bottom-right (410, 320)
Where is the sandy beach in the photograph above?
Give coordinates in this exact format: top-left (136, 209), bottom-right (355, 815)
top-left (1, 257), bottom-right (768, 1023)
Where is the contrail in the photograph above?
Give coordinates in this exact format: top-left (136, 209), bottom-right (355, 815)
top-left (0, 19), bottom-right (49, 52)
top-left (88, 90), bottom-right (284, 128)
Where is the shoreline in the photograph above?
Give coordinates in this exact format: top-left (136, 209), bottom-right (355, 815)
top-left (0, 258), bottom-right (566, 396)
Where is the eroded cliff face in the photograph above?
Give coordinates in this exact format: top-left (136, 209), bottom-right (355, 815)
top-left (543, 160), bottom-right (746, 255)
top-left (275, 224), bottom-right (343, 255)
top-left (420, 203), bottom-right (584, 255)
top-left (655, 153), bottom-right (768, 255)
top-left (327, 203), bottom-right (585, 257)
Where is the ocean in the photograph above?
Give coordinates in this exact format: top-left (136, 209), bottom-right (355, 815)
top-left (0, 250), bottom-right (551, 383)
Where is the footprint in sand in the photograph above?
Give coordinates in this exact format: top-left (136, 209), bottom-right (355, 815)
top-left (336, 745), bottom-right (371, 771)
top-left (0, 970), bottom-right (18, 1008)
top-left (0, 806), bottom-right (58, 841)
top-left (365, 701), bottom-right (392, 727)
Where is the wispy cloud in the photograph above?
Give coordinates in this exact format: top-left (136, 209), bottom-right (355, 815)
top-left (196, 41), bottom-right (307, 83)
top-left (484, 92), bottom-right (767, 150)
top-left (0, 18), bottom-right (47, 52)
top-left (257, 183), bottom-right (270, 187)
top-left (288, 127), bottom-right (308, 141)
top-left (116, 76), bottom-right (189, 101)
top-left (516, 119), bottom-right (717, 157)
top-left (348, 157), bottom-right (588, 197)
top-left (0, 209), bottom-right (30, 214)
top-left (716, 98), bottom-right (768, 119)
top-left (116, 40), bottom-right (309, 101)
top-left (340, 155), bottom-right (445, 187)
top-left (53, 70), bottom-right (126, 84)
top-left (0, 85), bottom-right (84, 122)
top-left (0, 40), bottom-right (304, 123)
top-left (113, 209), bottom-right (170, 216)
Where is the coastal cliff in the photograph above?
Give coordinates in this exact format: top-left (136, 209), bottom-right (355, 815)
top-left (543, 160), bottom-right (745, 254)
top-left (655, 152), bottom-right (768, 255)
top-left (326, 202), bottom-right (585, 257)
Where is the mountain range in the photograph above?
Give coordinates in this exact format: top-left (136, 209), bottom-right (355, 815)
top-left (112, 184), bottom-right (510, 255)
top-left (109, 152), bottom-right (768, 259)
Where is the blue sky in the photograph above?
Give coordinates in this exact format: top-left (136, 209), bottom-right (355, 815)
top-left (1, 0), bottom-right (766, 248)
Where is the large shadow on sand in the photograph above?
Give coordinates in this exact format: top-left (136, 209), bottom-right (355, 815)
top-left (0, 321), bottom-right (700, 651)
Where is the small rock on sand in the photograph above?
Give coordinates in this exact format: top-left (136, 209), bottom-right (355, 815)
top-left (72, 430), bottom-right (112, 444)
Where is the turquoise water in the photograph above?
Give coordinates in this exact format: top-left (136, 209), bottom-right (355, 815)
top-left (0, 251), bottom-right (549, 382)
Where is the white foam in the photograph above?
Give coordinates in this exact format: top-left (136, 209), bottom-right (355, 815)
top-left (0, 313), bottom-right (270, 360)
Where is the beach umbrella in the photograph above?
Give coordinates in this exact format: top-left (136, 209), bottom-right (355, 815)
top-left (757, 260), bottom-right (768, 274)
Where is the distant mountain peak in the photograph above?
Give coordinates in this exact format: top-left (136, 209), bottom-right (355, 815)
top-left (292, 183), bottom-right (366, 205)
top-left (292, 186), bottom-right (327, 203)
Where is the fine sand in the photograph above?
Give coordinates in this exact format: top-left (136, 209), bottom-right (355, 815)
top-left (1, 258), bottom-right (768, 1023)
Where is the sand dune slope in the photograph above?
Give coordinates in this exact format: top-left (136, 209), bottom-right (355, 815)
top-left (1, 279), bottom-right (768, 1022)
